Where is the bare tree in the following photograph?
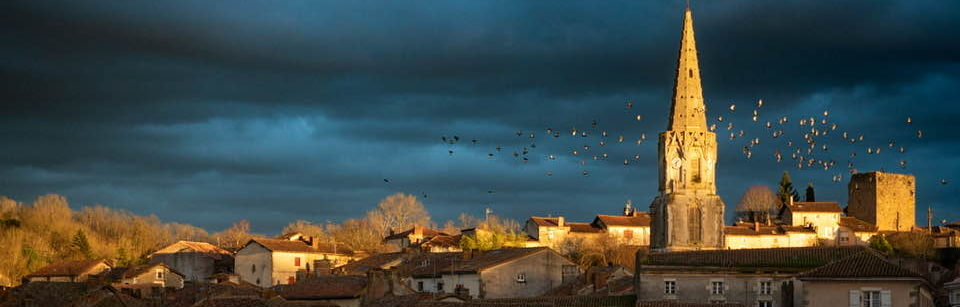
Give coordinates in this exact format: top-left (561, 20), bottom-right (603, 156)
top-left (282, 220), bottom-right (327, 240)
top-left (328, 218), bottom-right (386, 253)
top-left (735, 185), bottom-right (778, 222)
top-left (213, 220), bottom-right (253, 249)
top-left (365, 193), bottom-right (431, 236)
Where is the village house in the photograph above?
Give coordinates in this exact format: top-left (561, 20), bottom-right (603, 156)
top-left (406, 247), bottom-right (580, 299)
top-left (278, 275), bottom-right (368, 307)
top-left (635, 246), bottom-right (867, 306)
top-left (103, 262), bottom-right (185, 290)
top-left (945, 276), bottom-right (960, 307)
top-left (592, 210), bottom-right (652, 246)
top-left (793, 250), bottom-right (934, 307)
top-left (781, 200), bottom-right (843, 241)
top-left (149, 240), bottom-right (234, 282)
top-left (929, 223), bottom-right (960, 248)
top-left (723, 222), bottom-right (819, 249)
top-left (383, 225), bottom-right (446, 250)
top-left (23, 259), bottom-right (112, 283)
top-left (235, 236), bottom-right (357, 287)
top-left (837, 216), bottom-right (879, 246)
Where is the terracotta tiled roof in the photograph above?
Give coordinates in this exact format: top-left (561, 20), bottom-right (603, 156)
top-left (410, 248), bottom-right (558, 277)
top-left (338, 252), bottom-right (406, 275)
top-left (193, 297), bottom-right (269, 307)
top-left (637, 301), bottom-right (744, 307)
top-left (103, 263), bottom-right (184, 281)
top-left (594, 213), bottom-right (651, 227)
top-left (724, 225), bottom-right (781, 236)
top-left (529, 217), bottom-right (561, 227)
top-left (797, 250), bottom-right (924, 279)
top-left (787, 202), bottom-right (842, 213)
top-left (567, 222), bottom-right (604, 233)
top-left (25, 259), bottom-right (110, 278)
top-left (641, 246), bottom-right (868, 271)
top-left (279, 276), bottom-right (367, 300)
top-left (724, 224), bottom-right (815, 236)
top-left (384, 226), bottom-right (445, 241)
top-left (419, 234), bottom-right (461, 248)
top-left (152, 241), bottom-right (232, 260)
top-left (245, 238), bottom-right (353, 255)
top-left (840, 217), bottom-right (879, 232)
top-left (0, 282), bottom-right (94, 307)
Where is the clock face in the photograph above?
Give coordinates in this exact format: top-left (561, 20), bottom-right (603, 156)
top-left (671, 157), bottom-right (682, 169)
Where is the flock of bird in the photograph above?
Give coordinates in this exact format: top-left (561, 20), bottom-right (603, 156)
top-left (430, 98), bottom-right (946, 188)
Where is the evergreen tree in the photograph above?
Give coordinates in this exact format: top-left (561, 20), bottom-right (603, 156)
top-left (777, 171), bottom-right (799, 207)
top-left (805, 183), bottom-right (816, 202)
top-left (71, 229), bottom-right (94, 260)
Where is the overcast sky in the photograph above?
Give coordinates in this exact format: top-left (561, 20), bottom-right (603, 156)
top-left (2, 0), bottom-right (958, 234)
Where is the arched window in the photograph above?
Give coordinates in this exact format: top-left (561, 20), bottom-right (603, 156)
top-left (689, 69), bottom-right (693, 78)
top-left (689, 206), bottom-right (702, 244)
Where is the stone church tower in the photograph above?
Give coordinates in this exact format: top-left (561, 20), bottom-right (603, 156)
top-left (649, 7), bottom-right (725, 251)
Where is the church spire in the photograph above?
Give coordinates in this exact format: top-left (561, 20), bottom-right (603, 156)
top-left (668, 7), bottom-right (707, 131)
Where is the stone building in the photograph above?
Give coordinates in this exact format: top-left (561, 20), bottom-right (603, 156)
top-left (649, 6), bottom-right (725, 252)
top-left (149, 240), bottom-right (234, 282)
top-left (104, 262), bottom-right (186, 290)
top-left (847, 171), bottom-right (916, 232)
top-left (793, 250), bottom-right (933, 307)
top-left (235, 237), bottom-right (357, 287)
top-left (946, 276), bottom-right (960, 307)
top-left (837, 216), bottom-right (878, 246)
top-left (23, 259), bottom-right (112, 283)
top-left (407, 247), bottom-right (579, 299)
top-left (781, 200), bottom-right (842, 241)
top-left (723, 222), bottom-right (818, 249)
top-left (635, 246), bottom-right (866, 306)
top-left (524, 210), bottom-right (651, 248)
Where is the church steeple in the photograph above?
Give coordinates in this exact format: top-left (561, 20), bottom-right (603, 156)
top-left (668, 7), bottom-right (706, 131)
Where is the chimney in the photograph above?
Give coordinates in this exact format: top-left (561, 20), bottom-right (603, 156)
top-left (788, 197), bottom-right (794, 207)
top-left (754, 221), bottom-right (760, 232)
top-left (557, 216), bottom-right (565, 227)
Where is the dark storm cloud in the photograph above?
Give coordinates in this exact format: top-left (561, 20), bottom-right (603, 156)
top-left (1, 0), bottom-right (958, 232)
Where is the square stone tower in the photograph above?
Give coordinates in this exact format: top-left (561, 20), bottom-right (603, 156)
top-left (847, 171), bottom-right (916, 232)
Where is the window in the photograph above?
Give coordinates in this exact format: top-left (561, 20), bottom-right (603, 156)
top-left (759, 281), bottom-right (772, 295)
top-left (156, 270), bottom-right (164, 279)
top-left (294, 257), bottom-right (301, 266)
top-left (862, 291), bottom-right (881, 307)
top-left (255, 278), bottom-right (260, 285)
top-left (624, 230), bottom-right (634, 239)
top-left (516, 273), bottom-right (526, 283)
top-left (437, 282), bottom-right (444, 292)
top-left (251, 264), bottom-right (256, 273)
top-left (287, 276), bottom-right (295, 284)
top-left (664, 281), bottom-right (676, 294)
top-left (711, 281), bottom-right (724, 295)
top-left (759, 301), bottom-right (773, 307)
top-left (417, 281), bottom-right (424, 291)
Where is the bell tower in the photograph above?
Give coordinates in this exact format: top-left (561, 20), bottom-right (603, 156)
top-left (650, 6), bottom-right (725, 251)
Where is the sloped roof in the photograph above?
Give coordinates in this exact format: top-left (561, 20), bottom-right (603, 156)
top-left (637, 301), bottom-right (744, 307)
top-left (410, 248), bottom-right (562, 277)
top-left (0, 282), bottom-right (97, 307)
top-left (192, 297), bottom-right (270, 307)
top-left (724, 224), bottom-right (816, 236)
top-left (594, 213), bottom-right (651, 228)
top-left (567, 222), bottom-right (604, 233)
top-left (840, 217), bottom-right (879, 232)
top-left (103, 263), bottom-right (184, 280)
top-left (787, 202), bottom-right (842, 213)
top-left (244, 238), bottom-right (353, 255)
top-left (797, 250), bottom-right (924, 280)
top-left (384, 226), bottom-right (445, 241)
top-left (419, 234), bottom-right (461, 248)
top-left (279, 276), bottom-right (367, 300)
top-left (338, 252), bottom-right (406, 276)
top-left (528, 217), bottom-right (561, 227)
top-left (152, 241), bottom-right (232, 260)
top-left (25, 259), bottom-right (110, 278)
top-left (641, 246), bottom-right (868, 271)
